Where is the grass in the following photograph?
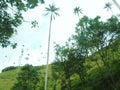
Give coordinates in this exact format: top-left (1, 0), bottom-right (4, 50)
top-left (0, 69), bottom-right (17, 90)
top-left (0, 65), bottom-right (56, 90)
top-left (0, 57), bottom-right (120, 90)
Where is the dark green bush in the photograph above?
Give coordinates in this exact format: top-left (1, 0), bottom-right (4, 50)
top-left (11, 64), bottom-right (40, 90)
top-left (2, 66), bottom-right (16, 72)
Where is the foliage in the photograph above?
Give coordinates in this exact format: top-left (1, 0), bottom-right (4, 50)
top-left (104, 2), bottom-right (112, 11)
top-left (1, 58), bottom-right (120, 90)
top-left (1, 1), bottom-right (120, 90)
top-left (2, 66), bottom-right (16, 72)
top-left (73, 6), bottom-right (82, 17)
top-left (73, 15), bottom-right (120, 89)
top-left (54, 41), bottom-right (87, 90)
top-left (0, 69), bottom-right (17, 90)
top-left (45, 4), bottom-right (60, 20)
top-left (52, 13), bottom-right (120, 90)
top-left (11, 64), bottom-right (40, 90)
top-left (0, 0), bottom-right (44, 48)
top-left (1, 14), bottom-right (119, 90)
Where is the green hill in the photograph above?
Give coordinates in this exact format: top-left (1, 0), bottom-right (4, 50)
top-left (0, 55), bottom-right (120, 90)
top-left (0, 65), bottom-right (56, 90)
top-left (0, 69), bottom-right (17, 90)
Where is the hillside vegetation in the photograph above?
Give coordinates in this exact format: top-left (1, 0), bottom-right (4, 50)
top-left (0, 48), bottom-right (120, 90)
top-left (1, 3), bottom-right (120, 89)
top-left (1, 15), bottom-right (120, 89)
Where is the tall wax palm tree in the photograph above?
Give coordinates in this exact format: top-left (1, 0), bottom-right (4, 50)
top-left (74, 6), bottom-right (82, 17)
top-left (44, 4), bottom-right (59, 90)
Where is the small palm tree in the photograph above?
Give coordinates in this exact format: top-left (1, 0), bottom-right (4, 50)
top-left (104, 2), bottom-right (112, 11)
top-left (104, 2), bottom-right (116, 16)
top-left (74, 6), bottom-right (82, 17)
top-left (44, 4), bottom-right (59, 90)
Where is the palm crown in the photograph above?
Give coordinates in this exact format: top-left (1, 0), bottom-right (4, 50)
top-left (74, 6), bottom-right (82, 17)
top-left (104, 2), bottom-right (112, 11)
top-left (45, 4), bottom-right (60, 20)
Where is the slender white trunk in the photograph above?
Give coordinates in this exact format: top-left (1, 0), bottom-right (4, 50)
top-left (44, 14), bottom-right (52, 90)
top-left (112, 0), bottom-right (120, 10)
top-left (17, 47), bottom-right (24, 73)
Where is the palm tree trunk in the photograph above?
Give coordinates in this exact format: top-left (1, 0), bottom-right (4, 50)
top-left (45, 14), bottom-right (52, 90)
top-left (112, 0), bottom-right (120, 10)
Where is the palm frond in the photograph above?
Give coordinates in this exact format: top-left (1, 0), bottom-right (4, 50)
top-left (54, 12), bottom-right (60, 16)
top-left (74, 6), bottom-right (82, 17)
top-left (44, 12), bottom-right (49, 16)
top-left (45, 4), bottom-right (60, 19)
top-left (104, 2), bottom-right (112, 11)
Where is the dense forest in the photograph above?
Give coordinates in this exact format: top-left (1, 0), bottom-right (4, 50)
top-left (0, 0), bottom-right (120, 90)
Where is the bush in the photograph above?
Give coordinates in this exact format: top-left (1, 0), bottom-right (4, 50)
top-left (2, 66), bottom-right (16, 72)
top-left (11, 64), bottom-right (40, 90)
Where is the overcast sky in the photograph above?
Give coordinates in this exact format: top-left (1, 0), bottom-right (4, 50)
top-left (0, 0), bottom-right (119, 71)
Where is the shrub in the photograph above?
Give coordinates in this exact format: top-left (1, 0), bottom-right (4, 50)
top-left (11, 64), bottom-right (40, 90)
top-left (2, 66), bottom-right (16, 72)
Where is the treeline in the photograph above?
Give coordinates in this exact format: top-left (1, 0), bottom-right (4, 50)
top-left (2, 66), bottom-right (17, 72)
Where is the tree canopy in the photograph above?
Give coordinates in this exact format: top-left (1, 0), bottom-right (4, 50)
top-left (53, 13), bottom-right (120, 89)
top-left (11, 64), bottom-right (40, 90)
top-left (0, 0), bottom-right (44, 48)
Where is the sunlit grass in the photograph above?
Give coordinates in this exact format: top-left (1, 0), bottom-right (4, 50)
top-left (0, 69), bottom-right (17, 90)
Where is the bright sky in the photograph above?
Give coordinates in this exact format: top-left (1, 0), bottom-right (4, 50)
top-left (0, 0), bottom-right (119, 71)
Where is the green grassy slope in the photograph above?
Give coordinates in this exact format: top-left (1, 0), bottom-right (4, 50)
top-left (0, 65), bottom-right (55, 90)
top-left (0, 69), bottom-right (17, 90)
top-left (0, 56), bottom-right (120, 90)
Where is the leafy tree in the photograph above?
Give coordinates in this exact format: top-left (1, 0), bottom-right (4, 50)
top-left (11, 64), bottom-right (40, 90)
top-left (91, 16), bottom-right (120, 90)
top-left (73, 15), bottom-right (120, 89)
top-left (54, 41), bottom-right (87, 90)
top-left (0, 0), bottom-right (44, 48)
top-left (51, 62), bottom-right (62, 90)
top-left (54, 44), bottom-right (73, 90)
top-left (44, 4), bottom-right (59, 90)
